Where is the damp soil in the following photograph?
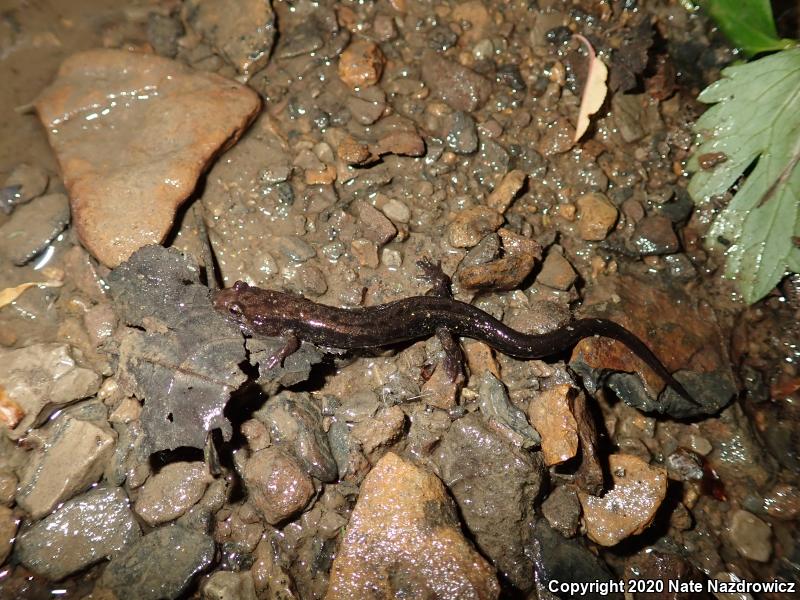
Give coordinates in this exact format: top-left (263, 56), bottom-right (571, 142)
top-left (0, 0), bottom-right (798, 599)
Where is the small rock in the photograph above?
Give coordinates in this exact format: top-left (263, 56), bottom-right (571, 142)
top-left (486, 170), bottom-right (526, 214)
top-left (15, 487), bottom-right (140, 580)
top-left (444, 111), bottom-right (478, 154)
top-left (3, 163), bottom-right (49, 208)
top-left (0, 343), bottom-right (101, 439)
top-left (184, 0), bottom-right (276, 77)
top-left (338, 39), bottom-right (385, 88)
top-left (478, 372), bottom-right (540, 447)
top-left (326, 452), bottom-right (500, 599)
top-left (345, 86), bottom-right (387, 125)
top-left (762, 483), bottom-right (800, 520)
top-left (242, 447), bottom-right (315, 525)
top-left (457, 229), bottom-right (540, 291)
top-left (134, 461), bottom-right (212, 526)
top-left (356, 201), bottom-right (397, 245)
top-left (576, 192), bottom-right (618, 241)
top-left (420, 360), bottom-right (463, 410)
top-left (434, 413), bottom-right (544, 590)
top-left (380, 198), bottom-right (410, 224)
top-left (0, 505), bottom-right (18, 564)
top-left (35, 49), bottom-right (260, 267)
top-left (537, 117), bottom-right (575, 156)
top-left (337, 135), bottom-right (372, 164)
top-left (350, 405), bottom-right (406, 461)
top-left (632, 215), bottom-right (680, 255)
top-left (579, 454), bottom-right (667, 546)
top-left (541, 485), bottom-right (581, 538)
top-left (351, 238), bottom-right (379, 268)
top-left (536, 248), bottom-right (577, 290)
top-left (0, 469), bottom-right (17, 506)
top-left (421, 51), bottom-right (492, 112)
top-left (374, 130), bottom-right (425, 158)
top-left (16, 415), bottom-right (116, 519)
top-left (146, 13), bottom-right (184, 58)
top-left (728, 509), bottom-right (772, 562)
top-left (202, 570), bottom-right (257, 600)
top-left (255, 392), bottom-right (337, 482)
top-left (100, 524), bottom-right (214, 600)
top-left (0, 193), bottom-right (70, 265)
top-left (447, 206), bottom-right (504, 248)
top-left (527, 384), bottom-right (579, 466)
top-left (665, 448), bottom-right (704, 481)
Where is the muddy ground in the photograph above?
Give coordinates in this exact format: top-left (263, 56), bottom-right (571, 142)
top-left (0, 0), bottom-right (798, 598)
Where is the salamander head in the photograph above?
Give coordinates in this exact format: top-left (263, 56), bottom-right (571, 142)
top-left (212, 281), bottom-right (296, 336)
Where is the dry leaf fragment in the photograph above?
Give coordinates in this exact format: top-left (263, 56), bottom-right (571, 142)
top-left (0, 281), bottom-right (63, 309)
top-left (573, 34), bottom-right (609, 142)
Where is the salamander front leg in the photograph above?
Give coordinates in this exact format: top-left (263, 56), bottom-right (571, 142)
top-left (264, 331), bottom-right (300, 370)
top-left (436, 326), bottom-right (463, 382)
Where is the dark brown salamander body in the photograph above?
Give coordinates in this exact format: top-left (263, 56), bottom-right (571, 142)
top-left (213, 280), bottom-right (697, 405)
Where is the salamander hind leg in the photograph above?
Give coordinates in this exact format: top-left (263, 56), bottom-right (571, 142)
top-left (417, 258), bottom-right (453, 299)
top-left (436, 326), bottom-right (463, 382)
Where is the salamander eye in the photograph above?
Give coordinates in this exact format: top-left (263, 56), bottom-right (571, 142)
top-left (233, 281), bottom-right (249, 292)
top-left (228, 302), bottom-right (244, 316)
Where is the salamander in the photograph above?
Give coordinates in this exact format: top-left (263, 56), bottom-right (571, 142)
top-left (213, 262), bottom-right (697, 407)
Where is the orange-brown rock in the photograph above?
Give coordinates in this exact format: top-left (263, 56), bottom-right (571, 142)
top-left (338, 39), bottom-right (385, 89)
top-left (527, 384), bottom-right (579, 466)
top-left (35, 49), bottom-right (261, 267)
top-left (326, 452), bottom-right (499, 599)
top-left (579, 453), bottom-right (667, 546)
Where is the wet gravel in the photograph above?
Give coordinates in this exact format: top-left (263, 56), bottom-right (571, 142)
top-left (0, 0), bottom-right (798, 598)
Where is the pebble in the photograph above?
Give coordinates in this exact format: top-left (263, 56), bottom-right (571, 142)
top-left (444, 111), bottom-right (479, 154)
top-left (527, 384), bottom-right (579, 465)
top-left (457, 229), bottom-right (540, 291)
top-left (762, 483), bottom-right (800, 520)
top-left (15, 487), bottom-right (140, 580)
top-left (579, 454), bottom-right (667, 546)
top-left (576, 193), bottom-right (619, 241)
top-left (728, 509), bottom-right (772, 562)
top-left (486, 170), bottom-right (526, 213)
top-left (537, 117), bottom-right (575, 156)
top-left (477, 372), bottom-right (540, 447)
top-left (34, 49), bottom-right (260, 266)
top-left (447, 206), bottom-right (504, 248)
top-left (16, 415), bottom-right (116, 519)
top-left (0, 505), bottom-right (18, 564)
top-left (0, 343), bottom-right (101, 439)
top-left (632, 214), bottom-right (680, 255)
top-left (434, 413), bottom-right (544, 590)
top-left (100, 524), bottom-right (215, 600)
top-left (536, 248), bottom-right (577, 290)
top-left (421, 50), bottom-right (492, 112)
top-left (350, 405), bottom-right (406, 461)
top-left (346, 86), bottom-right (387, 125)
top-left (541, 485), bottom-right (582, 538)
top-left (184, 0), bottom-right (275, 76)
top-left (338, 39), bottom-right (385, 88)
top-left (356, 200), bottom-right (397, 245)
top-left (665, 448), bottom-right (704, 481)
top-left (3, 163), bottom-right (48, 208)
top-left (0, 469), bottom-right (17, 505)
top-left (380, 198), bottom-right (410, 224)
top-left (134, 461), bottom-right (212, 526)
top-left (0, 193), bottom-right (70, 265)
top-left (255, 392), bottom-right (338, 482)
top-left (326, 452), bottom-right (500, 599)
top-left (202, 570), bottom-right (257, 600)
top-left (242, 447), bottom-right (315, 525)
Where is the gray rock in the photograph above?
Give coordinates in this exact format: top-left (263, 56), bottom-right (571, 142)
top-left (541, 485), bottom-right (581, 538)
top-left (0, 505), bottom-right (17, 564)
top-left (444, 111), bottom-right (478, 154)
top-left (255, 392), bottom-right (338, 482)
top-left (433, 413), bottom-right (544, 591)
top-left (134, 461), bottom-right (212, 526)
top-left (0, 343), bottom-right (101, 439)
top-left (100, 524), bottom-right (215, 600)
top-left (16, 414), bottom-right (116, 519)
top-left (421, 51), bottom-right (492, 112)
top-left (2, 163), bottom-right (49, 208)
top-left (15, 487), bottom-right (140, 580)
top-left (0, 193), bottom-right (69, 265)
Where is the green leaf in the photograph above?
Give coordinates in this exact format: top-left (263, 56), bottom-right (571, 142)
top-left (688, 48), bottom-right (800, 304)
top-left (701, 0), bottom-right (797, 56)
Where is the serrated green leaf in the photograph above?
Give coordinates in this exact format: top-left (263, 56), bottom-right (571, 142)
top-left (688, 48), bottom-right (800, 304)
top-left (701, 0), bottom-right (797, 56)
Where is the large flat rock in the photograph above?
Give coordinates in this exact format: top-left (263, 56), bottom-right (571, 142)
top-left (35, 49), bottom-right (261, 267)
